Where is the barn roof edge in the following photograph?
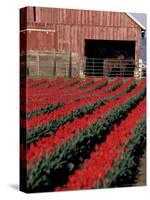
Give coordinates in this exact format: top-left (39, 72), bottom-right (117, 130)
top-left (126, 13), bottom-right (146, 31)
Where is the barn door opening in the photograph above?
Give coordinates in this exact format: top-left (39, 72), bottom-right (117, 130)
top-left (84, 39), bottom-right (135, 77)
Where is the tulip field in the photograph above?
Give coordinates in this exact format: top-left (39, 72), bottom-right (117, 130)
top-left (20, 77), bottom-right (146, 192)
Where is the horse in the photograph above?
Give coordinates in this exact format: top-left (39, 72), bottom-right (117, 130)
top-left (103, 54), bottom-right (126, 77)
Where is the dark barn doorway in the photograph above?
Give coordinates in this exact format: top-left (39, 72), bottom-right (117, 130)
top-left (84, 39), bottom-right (135, 77)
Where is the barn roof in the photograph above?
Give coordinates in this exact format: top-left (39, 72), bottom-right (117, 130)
top-left (126, 13), bottom-right (146, 31)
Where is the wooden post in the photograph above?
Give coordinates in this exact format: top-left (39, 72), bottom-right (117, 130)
top-left (68, 52), bottom-right (72, 77)
top-left (53, 51), bottom-right (56, 77)
top-left (37, 53), bottom-right (40, 76)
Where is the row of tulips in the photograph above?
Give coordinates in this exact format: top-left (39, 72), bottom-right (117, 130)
top-left (55, 98), bottom-right (146, 191)
top-left (27, 76), bottom-right (122, 120)
top-left (27, 79), bottom-right (135, 128)
top-left (28, 77), bottom-right (79, 97)
top-left (27, 78), bottom-right (49, 88)
top-left (23, 78), bottom-right (110, 129)
top-left (24, 77), bottom-right (110, 119)
top-left (21, 77), bottom-right (65, 119)
top-left (27, 77), bottom-right (63, 89)
top-left (25, 77), bottom-right (106, 113)
top-left (22, 78), bottom-right (99, 114)
top-left (26, 80), bottom-right (145, 192)
top-left (26, 80), bottom-right (145, 167)
top-left (104, 118), bottom-right (146, 188)
top-left (54, 77), bottom-right (122, 102)
top-left (21, 77), bottom-right (64, 112)
top-left (21, 77), bottom-right (64, 110)
top-left (24, 78), bottom-right (135, 145)
top-left (25, 79), bottom-right (94, 112)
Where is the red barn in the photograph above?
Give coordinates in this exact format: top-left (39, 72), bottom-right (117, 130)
top-left (20, 7), bottom-right (145, 77)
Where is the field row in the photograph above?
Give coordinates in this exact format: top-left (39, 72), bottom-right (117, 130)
top-left (20, 77), bottom-right (146, 192)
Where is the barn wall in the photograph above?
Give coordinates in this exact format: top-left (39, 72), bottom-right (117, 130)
top-left (24, 7), bottom-right (139, 28)
top-left (20, 7), bottom-right (142, 77)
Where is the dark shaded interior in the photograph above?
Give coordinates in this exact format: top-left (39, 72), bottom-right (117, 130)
top-left (84, 39), bottom-right (136, 77)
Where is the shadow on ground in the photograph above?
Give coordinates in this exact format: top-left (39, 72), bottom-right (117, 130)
top-left (9, 184), bottom-right (19, 191)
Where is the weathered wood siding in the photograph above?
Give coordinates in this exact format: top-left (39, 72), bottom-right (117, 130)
top-left (20, 7), bottom-right (142, 76)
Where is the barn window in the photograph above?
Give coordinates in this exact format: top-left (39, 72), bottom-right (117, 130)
top-left (84, 39), bottom-right (136, 77)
